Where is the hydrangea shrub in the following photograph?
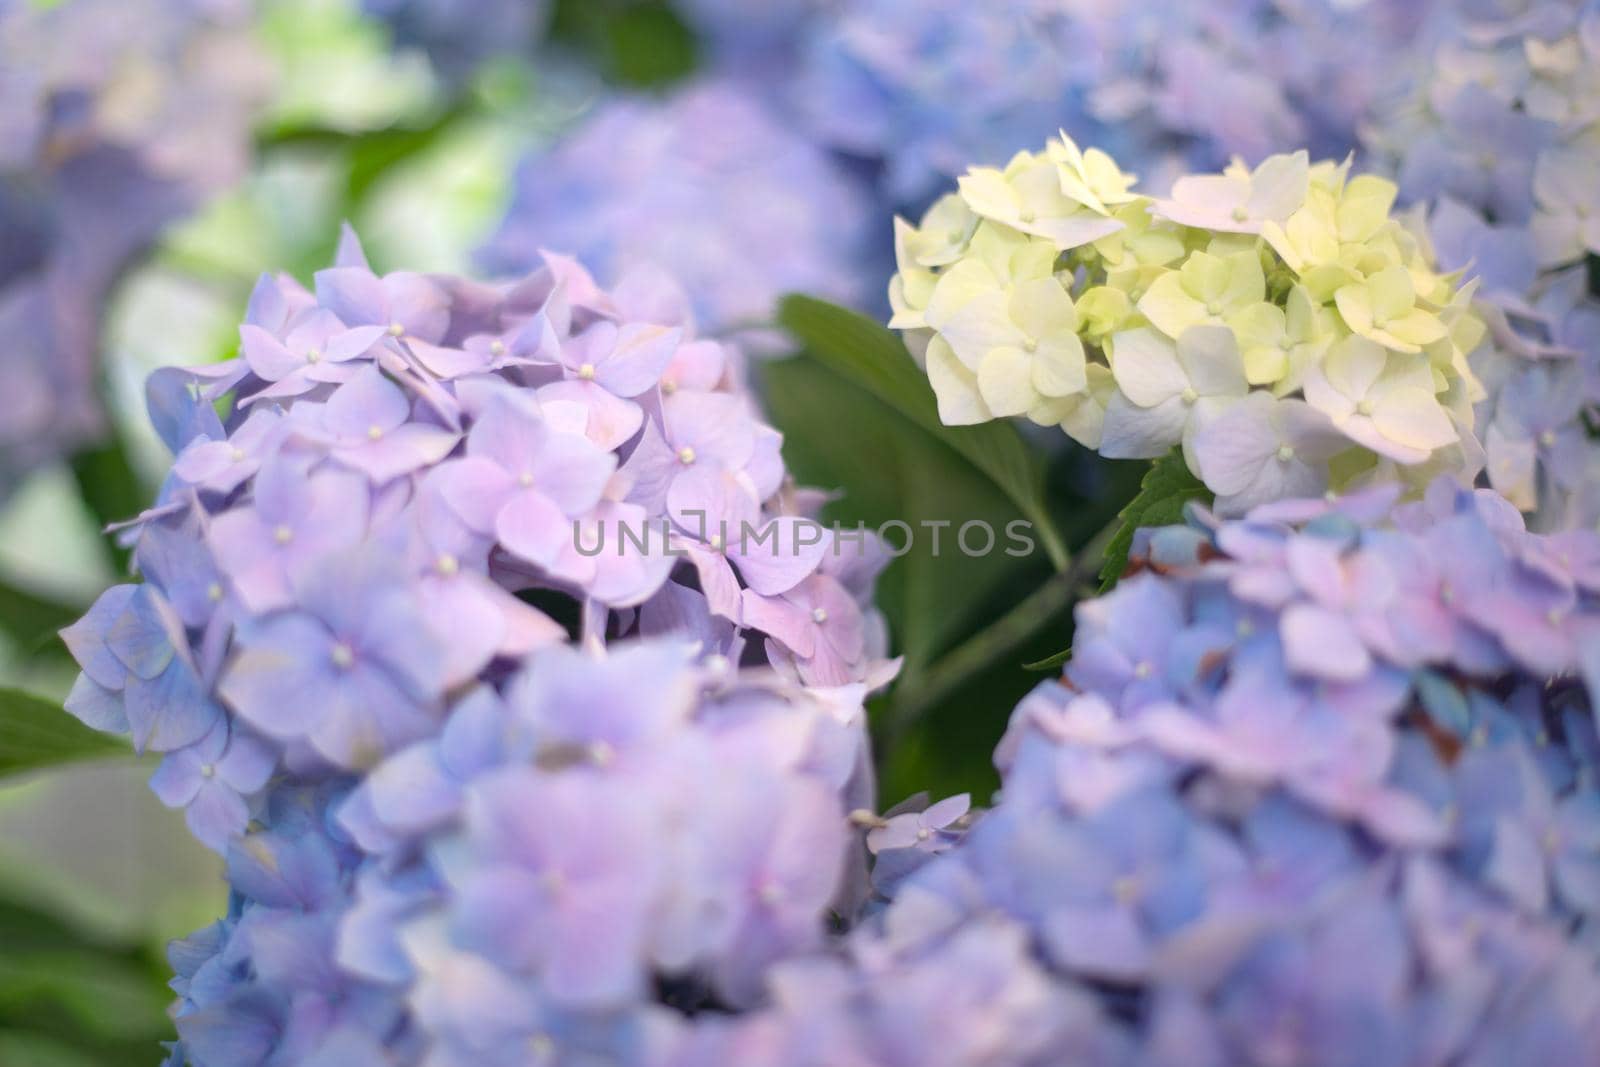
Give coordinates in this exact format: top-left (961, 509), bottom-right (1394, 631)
top-left (890, 135), bottom-right (1487, 514)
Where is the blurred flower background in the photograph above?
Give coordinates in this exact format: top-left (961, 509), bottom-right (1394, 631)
top-left (1, 0), bottom-right (1597, 1063)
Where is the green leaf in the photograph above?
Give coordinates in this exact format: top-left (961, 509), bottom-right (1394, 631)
top-left (776, 295), bottom-right (1069, 571)
top-left (760, 356), bottom-right (1035, 675)
top-left (0, 950), bottom-right (170, 1041)
top-left (68, 436), bottom-right (147, 572)
top-left (0, 688), bottom-right (125, 778)
top-left (1097, 450), bottom-right (1211, 590)
top-left (0, 579), bottom-right (81, 660)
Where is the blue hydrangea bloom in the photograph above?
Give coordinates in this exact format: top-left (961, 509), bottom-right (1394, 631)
top-left (717, 479), bottom-right (1600, 1063)
top-left (480, 79), bottom-right (875, 335)
top-left (1364, 0), bottom-right (1600, 531)
top-left (792, 0), bottom-right (1439, 206)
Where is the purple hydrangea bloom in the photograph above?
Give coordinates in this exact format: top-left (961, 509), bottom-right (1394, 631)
top-left (480, 80), bottom-right (874, 335)
top-left (55, 233), bottom-right (896, 1064)
top-left (0, 0), bottom-right (268, 496)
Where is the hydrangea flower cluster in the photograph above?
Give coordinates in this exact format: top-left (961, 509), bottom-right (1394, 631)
top-left (165, 642), bottom-right (874, 1066)
top-left (1364, 0), bottom-right (1600, 531)
top-left (792, 0), bottom-right (1438, 205)
top-left (54, 235), bottom-right (895, 1062)
top-left (891, 135), bottom-right (1487, 514)
top-left (0, 0), bottom-right (269, 497)
top-left (696, 478), bottom-right (1600, 1064)
top-left (480, 81), bottom-right (873, 337)
top-left (362, 0), bottom-right (549, 84)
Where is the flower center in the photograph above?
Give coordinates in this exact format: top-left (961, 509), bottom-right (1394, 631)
top-left (305, 348), bottom-right (321, 363)
top-left (1018, 209), bottom-right (1036, 224)
top-left (230, 447), bottom-right (246, 462)
top-left (1231, 205), bottom-right (1249, 222)
top-left (1539, 429), bottom-right (1557, 447)
top-left (577, 363), bottom-right (596, 380)
top-left (677, 446), bottom-right (697, 466)
top-left (1356, 399), bottom-right (1374, 416)
top-left (273, 525), bottom-right (294, 545)
top-left (661, 377), bottom-right (678, 395)
top-left (330, 642), bottom-right (355, 669)
top-left (489, 340), bottom-right (506, 356)
top-left (387, 322), bottom-right (405, 337)
top-left (367, 425), bottom-right (384, 440)
top-left (518, 472), bottom-right (535, 488)
top-left (200, 763), bottom-right (216, 779)
top-left (1276, 444), bottom-right (1295, 463)
top-left (436, 553), bottom-right (459, 576)
top-left (811, 607), bottom-right (829, 624)
top-left (1181, 387), bottom-right (1198, 405)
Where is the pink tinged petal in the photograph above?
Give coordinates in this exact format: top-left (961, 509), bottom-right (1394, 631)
top-left (239, 324), bottom-right (304, 381)
top-left (595, 323), bottom-right (681, 397)
top-left (665, 391), bottom-right (756, 468)
top-left (684, 544), bottom-right (744, 622)
top-left (419, 574), bottom-right (507, 687)
top-left (528, 429), bottom-right (616, 515)
top-left (323, 365), bottom-right (410, 440)
top-left (1192, 392), bottom-right (1276, 496)
top-left (496, 589), bottom-right (568, 657)
top-left (314, 266), bottom-right (389, 327)
top-left (245, 272), bottom-right (291, 331)
top-left (496, 491), bottom-right (569, 567)
top-left (577, 505), bottom-right (677, 607)
top-left (730, 517), bottom-right (830, 596)
top-left (323, 324), bottom-right (387, 362)
top-left (209, 511), bottom-right (290, 613)
top-left (407, 339), bottom-right (490, 378)
top-left (922, 793), bottom-right (972, 827)
top-left (1281, 603), bottom-right (1372, 682)
top-left (1034, 214), bottom-right (1125, 249)
top-left (867, 816), bottom-right (922, 852)
top-left (537, 380), bottom-right (643, 451)
top-left (740, 590), bottom-right (817, 657)
top-left (437, 456), bottom-right (516, 533)
top-left (381, 271), bottom-right (450, 342)
top-left (335, 424), bottom-right (460, 484)
top-left (668, 463), bottom-right (759, 537)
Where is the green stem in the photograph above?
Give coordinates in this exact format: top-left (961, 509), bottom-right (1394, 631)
top-left (884, 517), bottom-right (1117, 739)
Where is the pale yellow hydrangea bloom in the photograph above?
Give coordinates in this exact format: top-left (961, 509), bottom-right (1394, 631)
top-left (887, 134), bottom-right (1486, 514)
